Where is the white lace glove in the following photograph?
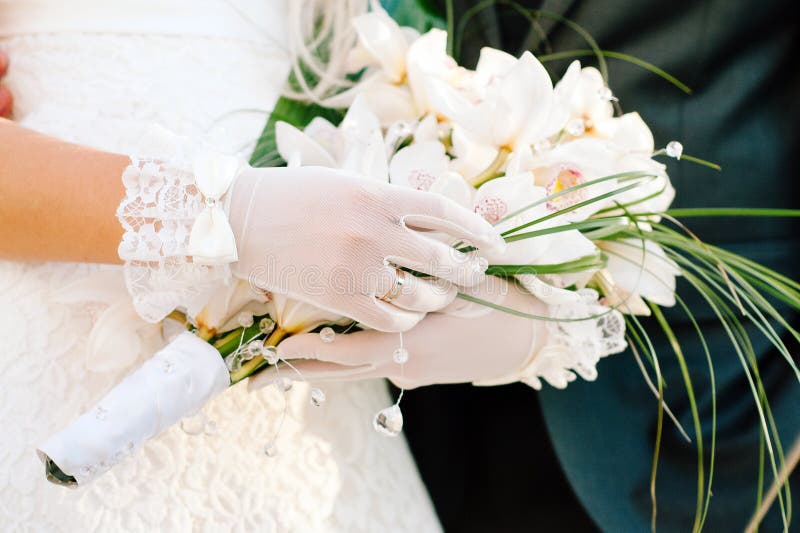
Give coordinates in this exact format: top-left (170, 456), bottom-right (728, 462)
top-left (249, 277), bottom-right (625, 390)
top-left (227, 165), bottom-right (506, 332)
top-left (118, 156), bottom-right (504, 329)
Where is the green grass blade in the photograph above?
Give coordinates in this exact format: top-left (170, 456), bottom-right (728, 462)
top-left (650, 303), bottom-right (705, 532)
top-left (660, 208), bottom-right (800, 218)
top-left (536, 49), bottom-right (691, 94)
top-left (499, 171), bottom-right (656, 224)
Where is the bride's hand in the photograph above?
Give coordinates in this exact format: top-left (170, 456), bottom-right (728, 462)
top-left (229, 166), bottom-right (506, 332)
top-left (0, 49), bottom-right (12, 118)
top-left (248, 276), bottom-right (545, 389)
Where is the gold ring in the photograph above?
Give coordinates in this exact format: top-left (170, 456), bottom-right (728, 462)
top-left (379, 268), bottom-right (405, 303)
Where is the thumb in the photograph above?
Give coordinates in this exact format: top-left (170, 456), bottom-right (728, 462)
top-left (247, 359), bottom-right (379, 391)
top-left (277, 330), bottom-right (396, 367)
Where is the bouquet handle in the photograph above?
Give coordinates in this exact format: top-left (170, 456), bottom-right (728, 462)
top-left (37, 332), bottom-right (229, 486)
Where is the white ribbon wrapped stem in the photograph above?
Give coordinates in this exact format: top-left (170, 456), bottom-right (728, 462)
top-left (37, 332), bottom-right (230, 486)
top-left (187, 152), bottom-right (242, 264)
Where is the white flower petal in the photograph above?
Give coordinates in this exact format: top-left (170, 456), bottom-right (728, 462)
top-left (474, 46), bottom-right (517, 85)
top-left (86, 300), bottom-right (148, 372)
top-left (275, 121), bottom-right (336, 167)
top-left (406, 29), bottom-right (453, 114)
top-left (518, 274), bottom-right (581, 304)
top-left (339, 95), bottom-right (388, 180)
top-left (352, 10), bottom-right (409, 82)
top-left (389, 141), bottom-right (449, 190)
top-left (601, 239), bottom-right (680, 306)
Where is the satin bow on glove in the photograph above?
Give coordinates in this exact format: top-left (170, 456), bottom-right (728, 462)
top-left (248, 277), bottom-right (547, 389)
top-left (228, 166), bottom-right (506, 332)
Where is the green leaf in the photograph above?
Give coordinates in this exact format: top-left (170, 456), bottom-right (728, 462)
top-left (381, 0), bottom-right (445, 33)
top-left (250, 98), bottom-right (344, 168)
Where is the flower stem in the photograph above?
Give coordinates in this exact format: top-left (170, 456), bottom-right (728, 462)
top-left (229, 327), bottom-right (288, 384)
top-left (468, 147), bottom-right (510, 187)
top-left (197, 327), bottom-right (215, 341)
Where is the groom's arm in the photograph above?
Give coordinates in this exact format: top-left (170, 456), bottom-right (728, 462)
top-left (0, 118), bottom-right (127, 263)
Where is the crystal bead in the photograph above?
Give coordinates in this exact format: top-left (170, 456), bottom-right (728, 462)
top-left (665, 140), bottom-right (683, 159)
top-left (180, 413), bottom-right (207, 436)
top-left (263, 441), bottom-right (278, 457)
top-left (162, 359), bottom-right (174, 374)
top-left (533, 139), bottom-right (552, 153)
top-left (203, 419), bottom-right (218, 436)
top-left (566, 119), bottom-right (586, 137)
top-left (204, 197), bottom-right (217, 207)
top-left (261, 345), bottom-right (279, 365)
top-left (277, 377), bottom-right (294, 392)
top-left (225, 354), bottom-right (241, 372)
top-left (373, 404), bottom-right (403, 437)
top-left (310, 388), bottom-right (326, 407)
top-left (246, 341), bottom-right (262, 358)
top-left (392, 347), bottom-right (409, 364)
top-left (236, 311), bottom-right (254, 328)
top-left (319, 327), bottom-right (336, 343)
top-left (259, 317), bottom-right (276, 335)
top-left (95, 406), bottom-right (108, 421)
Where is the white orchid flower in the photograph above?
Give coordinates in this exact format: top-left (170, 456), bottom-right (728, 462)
top-left (426, 50), bottom-right (558, 151)
top-left (348, 2), bottom-right (418, 83)
top-left (193, 279), bottom-right (272, 336)
top-left (389, 140), bottom-right (474, 207)
top-left (449, 124), bottom-right (500, 179)
top-left (276, 95), bottom-right (388, 180)
top-left (598, 239), bottom-right (681, 308)
top-left (550, 61), bottom-right (615, 138)
top-left (329, 8), bottom-right (458, 125)
top-left (265, 292), bottom-right (349, 335)
top-left (530, 114), bottom-right (675, 219)
top-left (467, 171), bottom-right (597, 304)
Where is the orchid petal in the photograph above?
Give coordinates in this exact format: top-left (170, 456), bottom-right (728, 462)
top-left (389, 141), bottom-right (449, 190)
top-left (275, 121), bottom-right (336, 167)
top-left (86, 300), bottom-right (150, 372)
top-left (517, 274), bottom-right (582, 304)
top-left (339, 95), bottom-right (388, 180)
top-left (352, 10), bottom-right (409, 83)
top-left (600, 239), bottom-right (680, 306)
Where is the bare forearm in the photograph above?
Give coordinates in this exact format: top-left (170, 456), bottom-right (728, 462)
top-left (0, 118), bottom-right (127, 263)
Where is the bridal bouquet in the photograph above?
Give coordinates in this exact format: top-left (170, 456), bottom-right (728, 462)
top-left (40, 5), bottom-right (799, 525)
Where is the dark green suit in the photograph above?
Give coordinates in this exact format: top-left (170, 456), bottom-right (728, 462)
top-left (401, 1), bottom-right (800, 531)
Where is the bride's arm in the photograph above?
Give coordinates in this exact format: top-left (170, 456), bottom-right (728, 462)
top-left (0, 118), bottom-right (127, 263)
top-left (0, 49), bottom-right (11, 117)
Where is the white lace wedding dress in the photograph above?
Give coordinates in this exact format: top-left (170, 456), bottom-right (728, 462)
top-left (0, 1), bottom-right (441, 531)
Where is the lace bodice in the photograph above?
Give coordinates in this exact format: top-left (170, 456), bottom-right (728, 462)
top-left (0, 18), bottom-right (440, 533)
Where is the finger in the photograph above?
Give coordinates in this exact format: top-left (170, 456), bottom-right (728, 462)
top-left (361, 297), bottom-right (425, 332)
top-left (396, 189), bottom-right (506, 253)
top-left (247, 360), bottom-right (379, 391)
top-left (0, 50), bottom-right (7, 76)
top-left (276, 330), bottom-right (397, 367)
top-left (388, 272), bottom-right (457, 312)
top-left (388, 238), bottom-right (487, 287)
top-left (0, 86), bottom-right (12, 118)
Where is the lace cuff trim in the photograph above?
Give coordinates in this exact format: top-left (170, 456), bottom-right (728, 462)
top-left (474, 288), bottom-right (626, 390)
top-left (521, 288), bottom-right (626, 390)
top-left (116, 157), bottom-right (231, 323)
